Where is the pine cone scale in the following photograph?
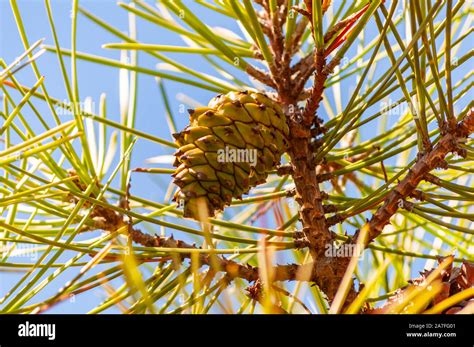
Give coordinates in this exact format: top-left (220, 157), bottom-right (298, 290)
top-left (172, 91), bottom-right (289, 219)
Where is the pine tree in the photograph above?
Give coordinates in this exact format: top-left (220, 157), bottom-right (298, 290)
top-left (0, 0), bottom-right (472, 314)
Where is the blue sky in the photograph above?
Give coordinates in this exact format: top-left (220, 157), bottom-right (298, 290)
top-left (0, 0), bottom-right (472, 313)
top-left (0, 0), bottom-right (257, 313)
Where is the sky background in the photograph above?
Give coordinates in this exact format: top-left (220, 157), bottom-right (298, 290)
top-left (0, 0), bottom-right (472, 313)
top-left (0, 0), bottom-right (271, 313)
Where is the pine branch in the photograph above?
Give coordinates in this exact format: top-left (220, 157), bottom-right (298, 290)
top-left (2, 0), bottom-right (472, 314)
top-left (129, 228), bottom-right (314, 283)
top-left (322, 107), bottom-right (474, 309)
top-left (246, 0), bottom-right (384, 304)
top-left (353, 107), bottom-right (474, 244)
top-left (246, 64), bottom-right (277, 88)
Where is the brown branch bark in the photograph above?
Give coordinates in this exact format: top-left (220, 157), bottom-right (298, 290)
top-left (246, 65), bottom-right (277, 89)
top-left (315, 107), bottom-right (474, 307)
top-left (129, 228), bottom-right (314, 283)
top-left (285, 105), bottom-right (352, 302)
top-left (312, 108), bottom-right (473, 307)
top-left (267, 1), bottom-right (356, 303)
top-left (84, 1), bottom-right (473, 311)
top-left (352, 107), bottom-right (474, 245)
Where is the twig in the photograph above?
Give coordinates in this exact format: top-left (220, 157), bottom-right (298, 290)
top-left (246, 64), bottom-right (277, 88)
top-left (353, 107), bottom-right (474, 244)
top-left (128, 228), bottom-right (314, 283)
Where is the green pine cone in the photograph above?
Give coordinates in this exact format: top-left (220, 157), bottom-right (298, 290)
top-left (172, 91), bottom-right (289, 219)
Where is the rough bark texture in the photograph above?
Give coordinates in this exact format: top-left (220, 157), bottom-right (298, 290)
top-left (352, 108), bottom-right (474, 245)
top-left (92, 1), bottom-right (473, 311)
top-left (43, 0), bottom-right (472, 312)
top-left (287, 118), bottom-right (347, 301)
top-left (128, 228), bottom-right (314, 283)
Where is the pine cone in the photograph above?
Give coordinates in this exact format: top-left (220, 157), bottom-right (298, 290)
top-left (172, 91), bottom-right (289, 219)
